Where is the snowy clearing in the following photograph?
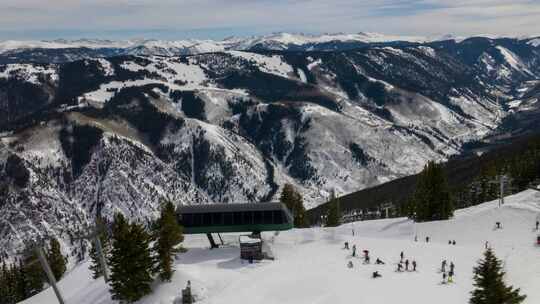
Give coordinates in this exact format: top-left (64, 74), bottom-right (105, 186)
top-left (22, 189), bottom-right (540, 304)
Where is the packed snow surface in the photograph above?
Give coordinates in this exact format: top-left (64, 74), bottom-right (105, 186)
top-left (22, 190), bottom-right (540, 304)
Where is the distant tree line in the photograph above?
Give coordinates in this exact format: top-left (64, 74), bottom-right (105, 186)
top-left (398, 135), bottom-right (540, 222)
top-left (456, 137), bottom-right (540, 208)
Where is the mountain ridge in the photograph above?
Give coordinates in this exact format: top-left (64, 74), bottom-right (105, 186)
top-left (1, 36), bottom-right (540, 258)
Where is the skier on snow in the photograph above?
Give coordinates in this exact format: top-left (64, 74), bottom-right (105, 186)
top-left (441, 260), bottom-right (447, 273)
top-left (405, 259), bottom-right (409, 271)
top-left (352, 245), bottom-right (356, 257)
top-left (412, 260), bottom-right (417, 271)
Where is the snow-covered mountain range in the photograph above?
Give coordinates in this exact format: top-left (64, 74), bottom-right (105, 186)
top-left (2, 32), bottom-right (538, 64)
top-left (1, 34), bottom-right (540, 258)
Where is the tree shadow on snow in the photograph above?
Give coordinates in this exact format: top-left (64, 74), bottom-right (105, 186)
top-left (179, 247), bottom-right (239, 265)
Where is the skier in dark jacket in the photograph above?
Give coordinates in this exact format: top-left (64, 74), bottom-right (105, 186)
top-left (363, 250), bottom-right (370, 263)
top-left (412, 260), bottom-right (417, 271)
top-left (450, 262), bottom-right (455, 274)
top-left (426, 236), bottom-right (430, 243)
top-left (352, 245), bottom-right (356, 257)
top-left (536, 221), bottom-right (539, 231)
top-left (405, 259), bottom-right (409, 271)
top-left (452, 240), bottom-right (456, 245)
top-left (344, 242), bottom-right (349, 250)
top-left (397, 262), bottom-right (403, 272)
top-left (400, 251), bottom-right (404, 261)
top-left (448, 270), bottom-right (454, 283)
top-left (441, 260), bottom-right (447, 272)
top-left (442, 272), bottom-right (447, 284)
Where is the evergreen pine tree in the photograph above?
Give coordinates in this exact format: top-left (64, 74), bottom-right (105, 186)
top-left (47, 238), bottom-right (66, 281)
top-left (280, 184), bottom-right (308, 227)
top-left (0, 261), bottom-right (8, 304)
top-left (292, 190), bottom-right (308, 228)
top-left (470, 248), bottom-right (526, 304)
top-left (280, 184), bottom-right (296, 213)
top-left (411, 161), bottom-right (454, 222)
top-left (109, 213), bottom-right (154, 303)
top-left (325, 190), bottom-right (341, 227)
top-left (154, 201), bottom-right (184, 282)
top-left (22, 252), bottom-right (44, 298)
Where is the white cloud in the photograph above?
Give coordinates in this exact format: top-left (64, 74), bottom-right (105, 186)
top-left (0, 0), bottom-right (538, 39)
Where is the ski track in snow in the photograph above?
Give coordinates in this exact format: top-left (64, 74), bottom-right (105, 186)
top-left (22, 189), bottom-right (540, 304)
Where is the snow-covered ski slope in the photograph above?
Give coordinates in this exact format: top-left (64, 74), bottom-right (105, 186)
top-left (22, 190), bottom-right (540, 304)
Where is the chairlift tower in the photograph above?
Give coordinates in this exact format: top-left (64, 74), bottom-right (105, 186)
top-left (490, 175), bottom-right (509, 207)
top-left (25, 238), bottom-right (65, 304)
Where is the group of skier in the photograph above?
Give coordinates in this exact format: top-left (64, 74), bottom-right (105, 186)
top-left (342, 243), bottom-right (461, 285)
top-left (441, 260), bottom-right (456, 284)
top-left (396, 251), bottom-right (417, 272)
top-left (414, 235), bottom-right (430, 243)
top-left (343, 242), bottom-right (387, 278)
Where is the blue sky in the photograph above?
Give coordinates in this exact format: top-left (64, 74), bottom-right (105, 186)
top-left (0, 0), bottom-right (539, 40)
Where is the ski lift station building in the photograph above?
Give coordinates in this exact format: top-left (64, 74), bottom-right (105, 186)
top-left (177, 202), bottom-right (294, 234)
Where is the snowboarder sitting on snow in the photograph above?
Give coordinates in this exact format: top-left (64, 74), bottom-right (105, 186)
top-left (347, 261), bottom-right (354, 268)
top-left (372, 271), bottom-right (382, 279)
top-left (344, 242), bottom-right (349, 250)
top-left (412, 260), bottom-right (417, 271)
top-left (495, 221), bottom-right (502, 229)
top-left (448, 240), bottom-right (452, 245)
top-left (375, 258), bottom-right (385, 265)
top-left (452, 240), bottom-right (456, 245)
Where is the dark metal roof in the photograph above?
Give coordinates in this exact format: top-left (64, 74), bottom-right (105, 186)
top-left (177, 202), bottom-right (286, 214)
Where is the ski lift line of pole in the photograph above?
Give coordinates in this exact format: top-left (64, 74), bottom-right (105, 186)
top-left (24, 239), bottom-right (65, 304)
top-left (71, 226), bottom-right (111, 282)
top-left (489, 175), bottom-right (510, 207)
top-left (36, 247), bottom-right (66, 304)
